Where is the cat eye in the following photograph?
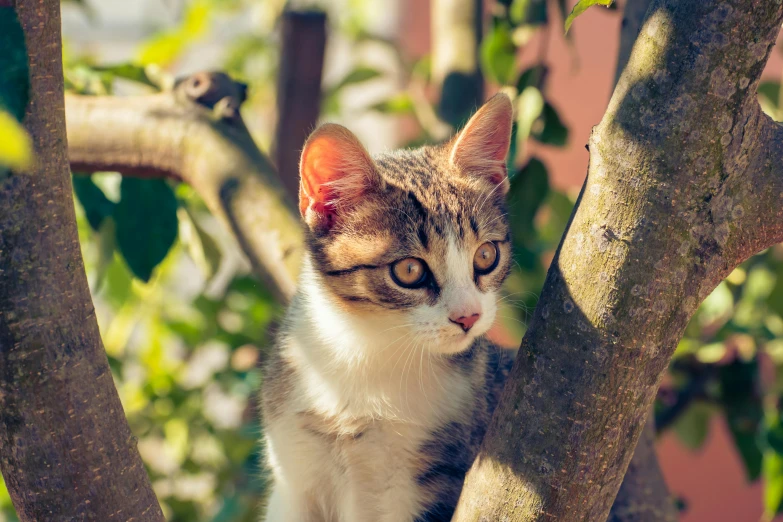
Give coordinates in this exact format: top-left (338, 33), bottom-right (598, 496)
top-left (391, 258), bottom-right (429, 288)
top-left (474, 242), bottom-right (499, 275)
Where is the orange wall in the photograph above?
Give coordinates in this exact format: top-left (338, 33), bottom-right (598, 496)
top-left (401, 1), bottom-right (783, 520)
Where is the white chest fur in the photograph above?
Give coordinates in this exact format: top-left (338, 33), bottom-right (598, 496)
top-left (261, 270), bottom-right (478, 522)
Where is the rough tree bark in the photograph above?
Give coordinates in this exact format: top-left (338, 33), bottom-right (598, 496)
top-left (606, 0), bottom-right (679, 519)
top-left (453, 0), bottom-right (783, 520)
top-left (0, 1), bottom-right (164, 520)
top-left (272, 10), bottom-right (326, 202)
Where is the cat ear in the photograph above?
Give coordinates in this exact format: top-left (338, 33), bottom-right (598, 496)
top-left (448, 93), bottom-right (513, 194)
top-left (299, 123), bottom-right (379, 231)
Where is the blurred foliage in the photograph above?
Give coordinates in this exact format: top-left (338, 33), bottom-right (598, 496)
top-left (0, 7), bottom-right (32, 173)
top-left (564, 0), bottom-right (613, 33)
top-left (3, 0), bottom-right (783, 520)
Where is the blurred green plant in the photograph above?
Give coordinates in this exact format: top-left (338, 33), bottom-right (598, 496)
top-left (0, 7), bottom-right (32, 174)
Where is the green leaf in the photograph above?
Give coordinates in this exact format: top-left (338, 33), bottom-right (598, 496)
top-left (516, 65), bottom-right (547, 92)
top-left (101, 252), bottom-right (133, 308)
top-left (564, 0), bottom-right (614, 34)
top-left (331, 67), bottom-right (383, 91)
top-left (720, 360), bottom-right (764, 480)
top-left (0, 7), bottom-right (30, 121)
top-left (0, 109), bottom-right (32, 171)
top-left (673, 402), bottom-right (712, 450)
top-left (764, 450), bottom-right (783, 518)
top-left (0, 8), bottom-right (31, 172)
top-left (367, 93), bottom-right (415, 115)
top-left (322, 67), bottom-right (385, 117)
top-left (73, 175), bottom-right (116, 231)
top-left (92, 217), bottom-right (117, 293)
top-left (537, 189), bottom-right (575, 249)
top-left (136, 0), bottom-right (211, 66)
top-left (114, 178), bottom-right (179, 282)
top-left (481, 21), bottom-right (517, 85)
top-left (91, 63), bottom-right (159, 89)
top-left (510, 0), bottom-right (548, 25)
top-left (532, 103), bottom-right (569, 147)
top-left (507, 157), bottom-right (550, 246)
top-left (515, 86), bottom-right (545, 156)
top-left (179, 206), bottom-right (221, 279)
top-left (768, 262), bottom-right (783, 317)
top-left (759, 81), bottom-right (782, 119)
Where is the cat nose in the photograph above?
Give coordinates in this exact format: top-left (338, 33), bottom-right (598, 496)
top-left (449, 313), bottom-right (480, 333)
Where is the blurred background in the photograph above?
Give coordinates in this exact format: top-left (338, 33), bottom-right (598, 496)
top-left (4, 0), bottom-right (783, 520)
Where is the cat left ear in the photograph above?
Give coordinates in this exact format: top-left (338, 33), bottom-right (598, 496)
top-left (299, 123), bottom-right (379, 232)
top-left (448, 93), bottom-right (513, 194)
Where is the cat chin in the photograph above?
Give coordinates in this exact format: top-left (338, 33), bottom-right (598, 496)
top-left (425, 327), bottom-right (486, 355)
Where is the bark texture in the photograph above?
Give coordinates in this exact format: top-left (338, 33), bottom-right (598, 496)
top-left (615, 0), bottom-right (655, 87)
top-left (67, 72), bottom-right (304, 304)
top-left (0, 1), bottom-right (164, 520)
top-left (607, 0), bottom-right (679, 520)
top-left (453, 1), bottom-right (783, 520)
top-left (608, 415), bottom-right (677, 522)
top-left (273, 10), bottom-right (326, 202)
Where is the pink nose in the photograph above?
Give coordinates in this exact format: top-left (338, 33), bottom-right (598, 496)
top-left (449, 313), bottom-right (480, 333)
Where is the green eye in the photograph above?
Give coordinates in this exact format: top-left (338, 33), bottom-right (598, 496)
top-left (474, 242), bottom-right (499, 275)
top-left (391, 258), bottom-right (429, 288)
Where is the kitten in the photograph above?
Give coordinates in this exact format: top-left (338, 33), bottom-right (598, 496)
top-left (261, 94), bottom-right (516, 522)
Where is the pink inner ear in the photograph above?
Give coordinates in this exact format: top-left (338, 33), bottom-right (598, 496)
top-left (299, 136), bottom-right (342, 217)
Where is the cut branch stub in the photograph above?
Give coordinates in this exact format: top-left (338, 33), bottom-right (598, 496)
top-left (176, 71), bottom-right (248, 120)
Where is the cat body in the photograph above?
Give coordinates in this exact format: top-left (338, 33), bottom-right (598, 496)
top-left (261, 95), bottom-right (515, 522)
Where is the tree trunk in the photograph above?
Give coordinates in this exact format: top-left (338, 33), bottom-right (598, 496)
top-left (453, 0), bottom-right (783, 520)
top-left (0, 1), bottom-right (164, 520)
top-left (273, 10), bottom-right (326, 203)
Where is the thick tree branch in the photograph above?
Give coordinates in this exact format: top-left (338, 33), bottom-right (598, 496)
top-left (608, 0), bottom-right (680, 520)
top-left (66, 72), bottom-right (303, 303)
top-left (0, 1), bottom-right (163, 520)
top-left (453, 1), bottom-right (783, 520)
top-left (615, 0), bottom-right (655, 86)
top-left (273, 10), bottom-right (326, 202)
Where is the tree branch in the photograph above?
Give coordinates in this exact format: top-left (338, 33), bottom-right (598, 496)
top-left (0, 1), bottom-right (163, 520)
top-left (66, 72), bottom-right (303, 303)
top-left (453, 1), bottom-right (783, 520)
top-left (608, 415), bottom-right (677, 522)
top-left (614, 0), bottom-right (655, 86)
top-left (272, 10), bottom-right (326, 203)
top-left (608, 0), bottom-right (680, 520)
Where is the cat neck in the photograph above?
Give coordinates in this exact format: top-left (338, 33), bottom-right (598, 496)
top-left (282, 255), bottom-right (478, 423)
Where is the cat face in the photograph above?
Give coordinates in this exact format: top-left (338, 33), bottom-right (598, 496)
top-left (298, 95), bottom-right (513, 355)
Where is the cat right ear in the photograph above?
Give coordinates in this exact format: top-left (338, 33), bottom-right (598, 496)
top-left (299, 124), bottom-right (379, 232)
top-left (448, 93), bottom-right (513, 194)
